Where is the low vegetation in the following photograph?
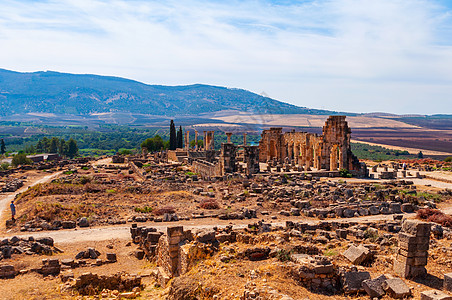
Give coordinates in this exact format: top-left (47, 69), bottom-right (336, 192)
top-left (351, 142), bottom-right (415, 161)
top-left (417, 208), bottom-right (452, 228)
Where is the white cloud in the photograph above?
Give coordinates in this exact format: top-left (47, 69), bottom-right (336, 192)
top-left (0, 0), bottom-right (451, 114)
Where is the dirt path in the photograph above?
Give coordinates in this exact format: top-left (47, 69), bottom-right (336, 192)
top-left (0, 171), bottom-right (62, 225)
top-left (0, 211), bottom-right (424, 244)
top-left (92, 157), bottom-right (112, 166)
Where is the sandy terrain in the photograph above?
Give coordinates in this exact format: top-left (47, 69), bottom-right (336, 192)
top-left (210, 113), bottom-right (420, 129)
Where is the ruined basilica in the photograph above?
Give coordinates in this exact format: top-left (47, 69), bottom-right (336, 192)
top-left (166, 116), bottom-right (367, 178)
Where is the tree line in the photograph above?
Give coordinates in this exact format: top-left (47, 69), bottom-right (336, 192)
top-left (141, 120), bottom-right (203, 153)
top-left (34, 137), bottom-right (79, 158)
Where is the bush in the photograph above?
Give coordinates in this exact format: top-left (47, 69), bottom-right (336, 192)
top-left (79, 176), bottom-right (91, 185)
top-left (339, 169), bottom-right (352, 178)
top-left (199, 199), bottom-right (220, 209)
top-left (276, 249), bottom-right (293, 262)
top-left (417, 208), bottom-right (452, 228)
top-left (118, 148), bottom-right (134, 155)
top-left (0, 162), bottom-right (9, 170)
top-left (445, 157), bottom-right (452, 163)
top-left (134, 206), bottom-right (153, 213)
top-left (154, 206), bottom-right (176, 215)
top-left (11, 153), bottom-right (32, 166)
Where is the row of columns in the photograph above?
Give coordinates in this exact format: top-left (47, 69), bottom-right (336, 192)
top-left (282, 142), bottom-right (347, 171)
top-left (181, 131), bottom-right (248, 151)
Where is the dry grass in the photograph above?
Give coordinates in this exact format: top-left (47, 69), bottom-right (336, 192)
top-left (417, 208), bottom-right (452, 227)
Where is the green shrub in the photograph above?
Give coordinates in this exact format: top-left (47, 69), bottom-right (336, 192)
top-left (276, 249), bottom-right (293, 262)
top-left (323, 249), bottom-right (338, 256)
top-left (0, 162), bottom-right (9, 170)
top-left (339, 169), bottom-right (352, 178)
top-left (134, 206), bottom-right (153, 213)
top-left (12, 153), bottom-right (33, 166)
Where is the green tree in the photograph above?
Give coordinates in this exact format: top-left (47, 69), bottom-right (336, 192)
top-left (12, 153), bottom-right (32, 166)
top-left (23, 144), bottom-right (36, 154)
top-left (66, 138), bottom-right (78, 158)
top-left (36, 139), bottom-right (44, 153)
top-left (118, 148), bottom-right (133, 155)
top-left (141, 135), bottom-right (165, 152)
top-left (169, 120), bottom-right (177, 150)
top-left (0, 139), bottom-right (5, 155)
top-left (190, 139), bottom-right (203, 148)
top-left (177, 126), bottom-right (183, 148)
top-left (445, 157), bottom-right (452, 162)
top-left (417, 151), bottom-right (424, 159)
top-left (59, 138), bottom-right (67, 155)
top-left (49, 137), bottom-right (59, 153)
top-left (41, 137), bottom-right (50, 152)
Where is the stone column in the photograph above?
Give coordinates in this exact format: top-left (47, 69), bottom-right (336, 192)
top-left (243, 133), bottom-right (247, 146)
top-left (210, 131), bottom-right (215, 150)
top-left (226, 132), bottom-right (232, 143)
top-left (194, 131), bottom-right (198, 150)
top-left (185, 131), bottom-right (190, 150)
top-left (203, 131), bottom-right (207, 150)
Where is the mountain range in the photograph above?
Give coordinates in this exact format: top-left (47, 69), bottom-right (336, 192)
top-left (0, 68), bottom-right (337, 117)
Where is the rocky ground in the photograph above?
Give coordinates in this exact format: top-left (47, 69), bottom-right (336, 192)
top-left (0, 157), bottom-right (451, 299)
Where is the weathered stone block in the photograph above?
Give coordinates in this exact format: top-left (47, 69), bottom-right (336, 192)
top-left (336, 229), bottom-right (347, 239)
top-left (382, 278), bottom-right (410, 299)
top-left (393, 259), bottom-right (410, 278)
top-left (167, 226), bottom-right (184, 237)
top-left (362, 274), bottom-right (387, 298)
top-left (444, 273), bottom-right (452, 292)
top-left (106, 253), bottom-right (117, 262)
top-left (195, 230), bottom-right (216, 243)
top-left (402, 220), bottom-right (431, 237)
top-left (341, 270), bottom-right (371, 293)
top-left (398, 232), bottom-right (416, 244)
top-left (401, 203), bottom-right (414, 213)
top-left (343, 245), bottom-right (371, 265)
top-left (421, 290), bottom-right (452, 300)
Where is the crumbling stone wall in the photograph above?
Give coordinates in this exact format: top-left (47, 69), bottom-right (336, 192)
top-left (192, 160), bottom-right (217, 179)
top-left (244, 146), bottom-right (260, 175)
top-left (131, 225), bottom-right (216, 287)
top-left (218, 143), bottom-right (237, 175)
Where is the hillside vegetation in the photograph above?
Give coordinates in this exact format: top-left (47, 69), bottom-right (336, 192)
top-left (0, 69), bottom-right (336, 117)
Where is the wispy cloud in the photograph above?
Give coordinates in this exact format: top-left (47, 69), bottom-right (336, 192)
top-left (0, 0), bottom-right (451, 114)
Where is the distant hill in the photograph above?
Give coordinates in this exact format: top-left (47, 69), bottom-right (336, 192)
top-left (0, 69), bottom-right (339, 117)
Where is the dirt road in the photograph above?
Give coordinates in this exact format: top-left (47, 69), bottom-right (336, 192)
top-left (0, 211), bottom-right (422, 244)
top-left (0, 171), bottom-right (62, 224)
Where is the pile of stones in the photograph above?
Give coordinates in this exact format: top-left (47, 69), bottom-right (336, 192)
top-left (19, 217), bottom-right (92, 232)
top-left (72, 272), bottom-right (142, 296)
top-left (0, 236), bottom-right (60, 261)
top-left (0, 178), bottom-right (24, 192)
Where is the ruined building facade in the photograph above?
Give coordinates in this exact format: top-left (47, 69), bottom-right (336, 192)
top-left (259, 116), bottom-right (367, 176)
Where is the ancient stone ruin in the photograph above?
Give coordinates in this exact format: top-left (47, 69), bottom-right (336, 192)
top-left (165, 115), bottom-right (367, 179)
top-left (394, 219), bottom-right (431, 278)
top-left (259, 116), bottom-right (367, 176)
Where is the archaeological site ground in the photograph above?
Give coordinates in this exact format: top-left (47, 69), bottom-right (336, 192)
top-left (1, 116), bottom-right (452, 300)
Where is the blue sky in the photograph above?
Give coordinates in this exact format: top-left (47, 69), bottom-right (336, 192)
top-left (0, 0), bottom-right (451, 114)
